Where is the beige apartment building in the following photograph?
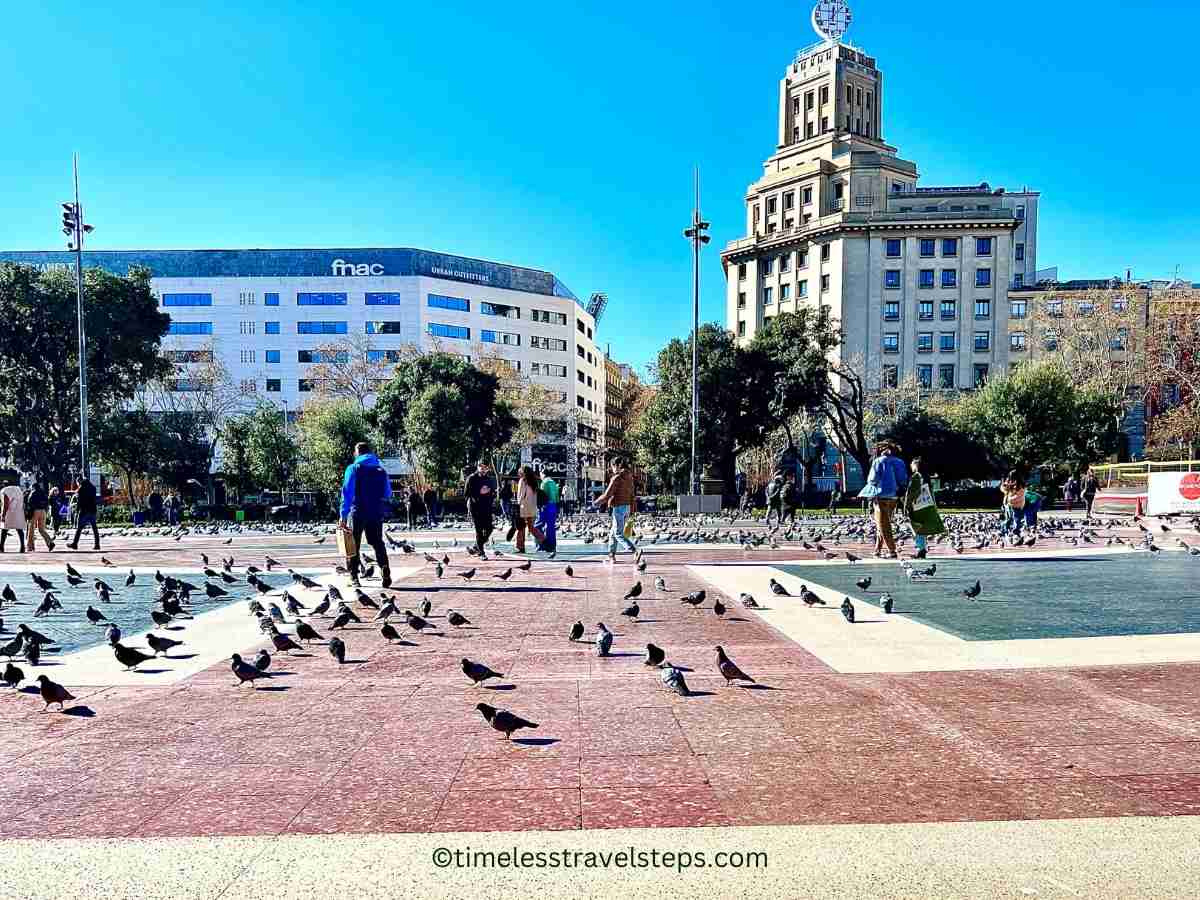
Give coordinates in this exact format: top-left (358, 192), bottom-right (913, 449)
top-left (723, 20), bottom-right (1039, 392)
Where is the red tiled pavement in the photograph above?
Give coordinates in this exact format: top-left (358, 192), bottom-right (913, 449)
top-left (0, 523), bottom-right (1198, 839)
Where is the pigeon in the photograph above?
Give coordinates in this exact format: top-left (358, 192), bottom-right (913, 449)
top-left (881, 594), bottom-right (894, 615)
top-left (254, 649), bottom-right (271, 671)
top-left (461, 658), bottom-right (503, 687)
top-left (565, 565), bottom-right (574, 577)
top-left (355, 589), bottom-right (379, 610)
top-left (716, 645), bottom-right (755, 685)
top-left (311, 596), bottom-right (331, 617)
top-left (644, 643), bottom-right (665, 667)
top-left (329, 637), bottom-right (347, 664)
top-left (85, 605), bottom-right (109, 625)
top-left (2, 662), bottom-right (23, 688)
top-left (295, 620), bottom-right (324, 643)
top-left (0, 636), bottom-right (23, 660)
top-left (231, 653), bottom-right (267, 687)
top-left (636, 558), bottom-right (647, 572)
top-left (963, 580), bottom-right (982, 601)
top-left (113, 642), bottom-right (155, 670)
top-left (568, 620), bottom-right (584, 642)
top-left (654, 576), bottom-right (667, 592)
top-left (517, 560), bottom-right (532, 572)
top-left (475, 703), bottom-right (538, 739)
top-left (380, 623), bottom-right (402, 642)
top-left (713, 598), bottom-right (726, 617)
top-left (624, 581), bottom-right (642, 601)
top-left (284, 594), bottom-right (307, 616)
top-left (36, 675), bottom-right (74, 711)
top-left (447, 610), bottom-right (471, 627)
top-left (680, 592), bottom-right (704, 609)
top-left (495, 567), bottom-right (513, 581)
top-left (204, 582), bottom-right (228, 599)
top-left (404, 610), bottom-right (434, 634)
top-left (661, 665), bottom-right (690, 696)
top-left (146, 633), bottom-right (183, 657)
top-left (150, 609), bottom-right (172, 628)
top-left (620, 602), bottom-right (640, 621)
top-left (855, 577), bottom-right (872, 591)
top-left (1, 584), bottom-right (16, 605)
top-left (18, 624), bottom-right (54, 646)
top-left (739, 592), bottom-right (760, 609)
top-left (459, 568), bottom-right (476, 581)
top-left (31, 573), bottom-right (54, 591)
top-left (595, 622), bottom-right (613, 656)
top-left (419, 597), bottom-right (432, 618)
top-left (105, 624), bottom-right (121, 645)
top-left (840, 597), bottom-right (856, 623)
top-left (23, 642), bottom-right (40, 666)
top-left (329, 609), bottom-right (354, 630)
top-left (769, 578), bottom-right (790, 596)
top-left (272, 632), bottom-right (303, 654)
top-left (801, 586), bottom-right (826, 607)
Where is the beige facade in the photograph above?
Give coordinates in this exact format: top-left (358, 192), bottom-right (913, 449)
top-left (723, 35), bottom-right (1039, 392)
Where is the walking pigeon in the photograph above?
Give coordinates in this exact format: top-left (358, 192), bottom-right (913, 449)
top-left (716, 645), bottom-right (755, 685)
top-left (475, 703), bottom-right (538, 739)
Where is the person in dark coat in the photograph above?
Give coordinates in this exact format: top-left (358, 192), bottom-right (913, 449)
top-left (68, 476), bottom-right (100, 550)
top-left (464, 460), bottom-right (497, 558)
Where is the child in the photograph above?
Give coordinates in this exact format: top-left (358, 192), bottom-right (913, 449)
top-left (902, 456), bottom-right (944, 558)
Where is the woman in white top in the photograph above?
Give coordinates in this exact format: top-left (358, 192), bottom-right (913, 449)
top-left (1, 480), bottom-right (26, 553)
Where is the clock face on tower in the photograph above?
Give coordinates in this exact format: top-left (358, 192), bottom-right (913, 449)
top-left (812, 0), bottom-right (852, 42)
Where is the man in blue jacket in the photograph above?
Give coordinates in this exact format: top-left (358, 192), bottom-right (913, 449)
top-left (340, 441), bottom-right (393, 587)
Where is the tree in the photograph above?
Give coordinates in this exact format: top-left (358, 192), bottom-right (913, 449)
top-left (0, 263), bottom-right (170, 482)
top-left (246, 405), bottom-right (297, 495)
top-left (474, 349), bottom-right (563, 476)
top-left (406, 384), bottom-right (473, 488)
top-left (1145, 289), bottom-right (1200, 460)
top-left (951, 361), bottom-right (1122, 474)
top-left (295, 399), bottom-right (380, 510)
top-left (372, 352), bottom-right (516, 463)
top-left (820, 355), bottom-right (873, 480)
top-left (880, 409), bottom-right (999, 483)
top-left (306, 334), bottom-right (413, 410)
top-left (220, 415), bottom-right (255, 503)
top-left (93, 411), bottom-right (168, 513)
top-left (155, 411), bottom-right (213, 494)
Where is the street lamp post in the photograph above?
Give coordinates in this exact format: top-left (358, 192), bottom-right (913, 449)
top-left (61, 154), bottom-right (93, 484)
top-left (683, 169), bottom-right (710, 497)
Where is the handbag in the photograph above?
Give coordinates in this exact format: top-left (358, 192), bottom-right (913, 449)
top-left (911, 483), bottom-right (936, 511)
top-left (336, 523), bottom-right (357, 558)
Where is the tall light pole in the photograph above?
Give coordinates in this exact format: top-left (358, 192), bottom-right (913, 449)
top-left (61, 154), bottom-right (94, 483)
top-left (683, 168), bottom-right (710, 497)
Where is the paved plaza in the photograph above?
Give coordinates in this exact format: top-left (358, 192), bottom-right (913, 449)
top-left (0, 515), bottom-right (1197, 898)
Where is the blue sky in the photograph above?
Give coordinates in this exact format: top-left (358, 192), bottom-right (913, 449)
top-left (2, 1), bottom-right (1196, 374)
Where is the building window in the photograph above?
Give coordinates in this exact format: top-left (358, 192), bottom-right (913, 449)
top-left (531, 309), bottom-right (567, 325)
top-left (783, 192), bottom-right (795, 211)
top-left (799, 280), bottom-right (808, 297)
top-left (738, 263), bottom-right (747, 281)
top-left (938, 364), bottom-right (955, 389)
top-left (239, 379), bottom-right (256, 394)
top-left (163, 350), bottom-right (213, 363)
top-left (297, 292), bottom-right (347, 306)
top-left (975, 237), bottom-right (992, 257)
top-left (530, 336), bottom-right (568, 352)
top-left (803, 187), bottom-right (813, 205)
top-left (265, 321), bottom-right (280, 335)
top-left (781, 284), bottom-right (791, 301)
top-left (1078, 300), bottom-right (1095, 317)
top-left (1013, 274), bottom-right (1024, 289)
top-left (298, 379), bottom-right (316, 392)
top-left (576, 396), bottom-right (585, 409)
top-left (240, 321), bottom-right (256, 335)
top-left (973, 364), bottom-right (989, 388)
top-left (766, 197), bottom-right (777, 215)
top-left (1015, 242), bottom-right (1025, 262)
top-left (1047, 300), bottom-right (1064, 318)
top-left (481, 329), bottom-right (520, 346)
top-left (919, 269), bottom-right (935, 289)
top-left (885, 239), bottom-right (902, 258)
top-left (882, 333), bottom-right (900, 354)
top-left (942, 238), bottom-right (958, 257)
top-left (736, 292), bottom-right (747, 310)
top-left (265, 350), bottom-right (280, 364)
top-left (1010, 332), bottom-right (1026, 351)
top-left (882, 364), bottom-right (898, 387)
top-left (737, 320), bottom-right (746, 337)
top-left (821, 116), bottom-right (829, 132)
top-left (917, 332), bottom-right (933, 353)
top-left (167, 322), bottom-right (212, 335)
top-left (820, 274), bottom-right (830, 293)
top-left (763, 287), bottom-right (774, 305)
top-left (162, 293), bottom-right (212, 307)
top-left (940, 299), bottom-right (956, 320)
top-left (917, 365), bottom-right (933, 388)
top-left (1111, 328), bottom-right (1129, 351)
top-left (239, 291), bottom-right (256, 306)
top-left (240, 350), bottom-right (255, 364)
top-left (975, 268), bottom-right (992, 288)
top-left (940, 332), bottom-right (956, 352)
top-left (805, 91), bottom-right (814, 110)
top-left (427, 322), bottom-right (470, 340)
top-left (779, 253), bottom-right (790, 272)
top-left (941, 269), bottom-right (957, 289)
top-left (531, 362), bottom-right (567, 378)
top-left (266, 378), bottom-right (281, 392)
top-left (884, 300), bottom-right (900, 321)
top-left (918, 299), bottom-right (934, 321)
top-left (428, 293), bottom-right (470, 312)
top-left (481, 302), bottom-right (520, 319)
top-left (885, 270), bottom-right (901, 289)
top-left (799, 249), bottom-right (809, 267)
top-left (919, 239), bottom-right (935, 257)
top-left (299, 350), bottom-right (349, 364)
top-left (366, 292), bottom-right (404, 305)
top-left (821, 244), bottom-right (831, 261)
top-left (762, 258), bottom-right (773, 276)
top-left (297, 321), bottom-right (347, 335)
top-left (1010, 299), bottom-right (1027, 319)
top-left (365, 321), bottom-right (404, 335)
top-left (264, 292), bottom-right (280, 306)
top-left (974, 299), bottom-right (991, 319)
top-left (1016, 205), bottom-right (1026, 220)
top-left (974, 332), bottom-right (990, 352)
top-left (820, 85), bottom-right (829, 104)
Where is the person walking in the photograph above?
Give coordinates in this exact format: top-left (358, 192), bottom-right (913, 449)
top-left (423, 486), bottom-right (437, 527)
top-left (857, 443), bottom-right (900, 558)
top-left (48, 486), bottom-right (65, 537)
top-left (780, 472), bottom-right (800, 527)
top-left (25, 480), bottom-right (55, 552)
top-left (597, 457), bottom-right (637, 564)
top-left (1063, 474), bottom-right (1080, 514)
top-left (464, 461), bottom-right (497, 558)
top-left (67, 475), bottom-right (101, 551)
top-left (539, 470), bottom-right (560, 553)
top-left (406, 484), bottom-right (422, 530)
top-left (0, 477), bottom-right (26, 553)
top-left (498, 478), bottom-right (514, 524)
top-left (513, 466), bottom-right (545, 554)
top-left (1082, 468), bottom-right (1099, 518)
top-left (902, 456), bottom-right (944, 559)
top-left (765, 473), bottom-right (784, 527)
top-left (339, 441), bottom-right (392, 588)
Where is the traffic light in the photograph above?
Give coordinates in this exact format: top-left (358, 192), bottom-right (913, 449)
top-left (61, 202), bottom-right (77, 237)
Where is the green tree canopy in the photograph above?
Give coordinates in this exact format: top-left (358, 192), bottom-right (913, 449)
top-left (371, 352), bottom-right (515, 463)
top-left (93, 411), bottom-right (168, 512)
top-left (406, 384), bottom-right (472, 488)
top-left (0, 263), bottom-right (170, 481)
top-left (880, 408), bottom-right (999, 483)
top-left (155, 411), bottom-right (212, 493)
top-left (246, 405), bottom-right (298, 495)
top-left (220, 415), bottom-right (255, 503)
top-left (296, 398), bottom-right (379, 509)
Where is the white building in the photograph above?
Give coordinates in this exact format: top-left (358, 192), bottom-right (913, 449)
top-left (0, 246), bottom-right (608, 488)
top-left (722, 3), bottom-right (1041, 393)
